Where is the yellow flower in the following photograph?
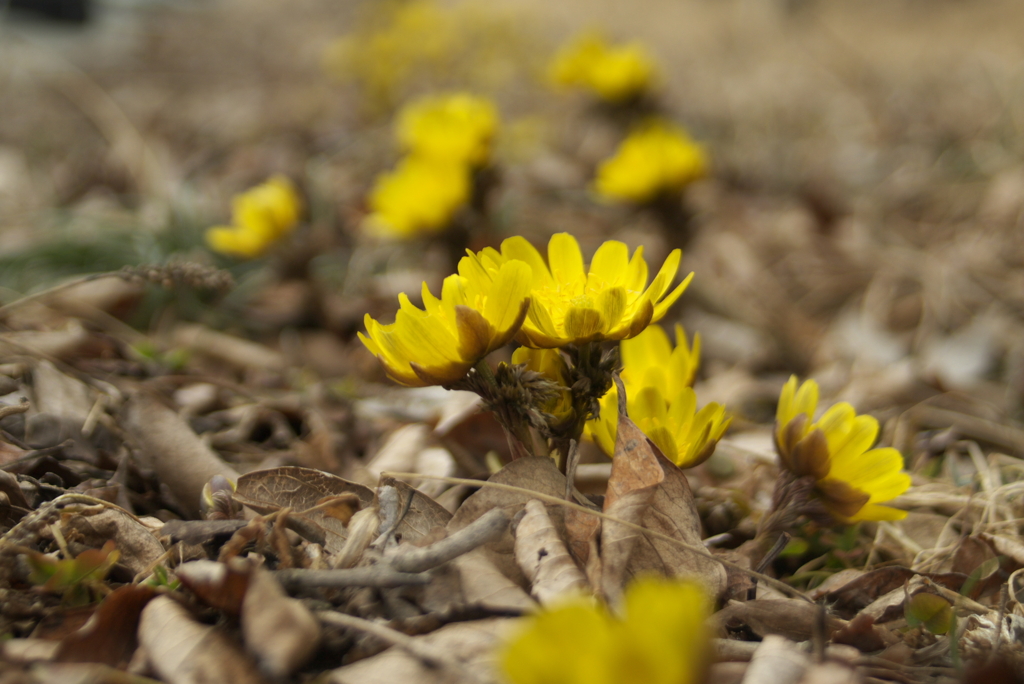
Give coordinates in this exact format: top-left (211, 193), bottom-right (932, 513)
top-left (775, 376), bottom-right (911, 522)
top-left (205, 176), bottom-right (302, 259)
top-left (475, 233), bottom-right (691, 348)
top-left (511, 347), bottom-right (574, 428)
top-left (594, 120), bottom-right (709, 204)
top-left (501, 577), bottom-right (711, 684)
top-left (587, 325), bottom-right (729, 467)
top-left (359, 256), bottom-right (532, 387)
top-left (396, 92), bottom-right (499, 166)
top-left (549, 32), bottom-right (656, 103)
top-left (365, 156), bottom-right (470, 239)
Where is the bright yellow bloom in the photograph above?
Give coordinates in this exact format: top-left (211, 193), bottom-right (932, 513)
top-left (511, 347), bottom-right (573, 428)
top-left (359, 256), bottom-right (532, 387)
top-left (775, 376), bottom-right (911, 522)
top-left (396, 92), bottom-right (498, 166)
top-left (365, 156), bottom-right (470, 239)
top-left (595, 120), bottom-right (709, 204)
top-left (587, 325), bottom-right (729, 467)
top-left (475, 233), bottom-right (691, 348)
top-left (502, 577), bottom-right (710, 684)
top-left (205, 176), bottom-right (301, 259)
top-left (549, 32), bottom-right (656, 103)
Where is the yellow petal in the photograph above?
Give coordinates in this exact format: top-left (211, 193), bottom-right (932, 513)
top-left (548, 232), bottom-right (585, 286)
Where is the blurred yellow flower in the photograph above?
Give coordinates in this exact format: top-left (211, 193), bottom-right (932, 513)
top-left (365, 156), bottom-right (471, 239)
top-left (476, 233), bottom-right (691, 348)
top-left (594, 120), bottom-right (709, 204)
top-left (511, 346), bottom-right (574, 428)
top-left (587, 325), bottom-right (729, 468)
top-left (549, 32), bottom-right (656, 103)
top-left (775, 376), bottom-right (911, 522)
top-left (396, 92), bottom-right (499, 166)
top-left (501, 577), bottom-right (710, 684)
top-left (359, 257), bottom-right (532, 387)
top-left (205, 176), bottom-right (301, 259)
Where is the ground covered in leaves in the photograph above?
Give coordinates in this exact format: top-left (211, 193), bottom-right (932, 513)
top-left (2, 0), bottom-right (1024, 683)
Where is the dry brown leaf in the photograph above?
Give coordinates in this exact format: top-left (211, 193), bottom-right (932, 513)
top-left (328, 617), bottom-right (511, 684)
top-left (448, 456), bottom-right (567, 585)
top-left (599, 389), bottom-right (724, 601)
top-left (124, 392), bottom-right (240, 518)
top-left (54, 585), bottom-right (156, 667)
top-left (385, 479), bottom-right (453, 544)
top-left (513, 499), bottom-right (590, 605)
top-left (234, 466), bottom-right (374, 554)
top-left (980, 533), bottom-right (1024, 567)
top-left (241, 565), bottom-right (322, 678)
top-left (139, 595), bottom-right (269, 684)
top-left (622, 451), bottom-right (726, 599)
top-left (176, 560), bottom-right (250, 616)
top-left (61, 507), bottom-right (165, 576)
top-left (451, 548), bottom-right (536, 614)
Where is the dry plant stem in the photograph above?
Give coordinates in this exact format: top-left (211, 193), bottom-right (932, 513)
top-left (276, 567), bottom-right (432, 590)
top-left (910, 405), bottom-right (1024, 456)
top-left (382, 471), bottom-right (813, 602)
top-left (0, 439), bottom-right (75, 471)
top-left (390, 508), bottom-right (509, 573)
top-left (0, 272), bottom-right (118, 317)
top-left (316, 611), bottom-right (490, 684)
top-left (0, 402), bottom-right (29, 421)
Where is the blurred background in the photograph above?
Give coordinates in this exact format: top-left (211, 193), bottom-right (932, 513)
top-left (2, 0), bottom-right (1024, 441)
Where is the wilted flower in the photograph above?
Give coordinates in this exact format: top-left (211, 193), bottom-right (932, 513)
top-left (501, 577), bottom-right (710, 684)
top-left (587, 324), bottom-right (729, 467)
top-left (595, 120), bottom-right (708, 204)
top-left (549, 32), bottom-right (656, 103)
top-left (774, 376), bottom-right (911, 522)
top-left (365, 156), bottom-right (471, 239)
top-left (396, 92), bottom-right (498, 166)
top-left (205, 176), bottom-right (301, 259)
top-left (476, 233), bottom-right (691, 348)
top-left (359, 256), bottom-right (531, 387)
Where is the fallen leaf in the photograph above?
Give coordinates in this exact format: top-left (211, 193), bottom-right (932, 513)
top-left (234, 466), bottom-right (374, 553)
top-left (139, 595), bottom-right (269, 684)
top-left (241, 564), bottom-right (322, 678)
top-left (55, 585), bottom-right (156, 666)
top-left (513, 499), bottom-right (590, 605)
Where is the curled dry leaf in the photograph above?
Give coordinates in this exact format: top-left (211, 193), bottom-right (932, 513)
top-left (139, 595), bottom-right (269, 684)
top-left (513, 499), bottom-right (590, 605)
top-left (242, 565), bottom-right (322, 679)
top-left (600, 383), bottom-right (725, 602)
top-left (124, 392), bottom-right (240, 518)
top-left (176, 559), bottom-right (251, 616)
top-left (452, 548), bottom-right (536, 614)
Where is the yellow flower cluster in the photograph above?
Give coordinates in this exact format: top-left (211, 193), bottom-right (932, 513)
top-left (476, 234), bottom-right (689, 348)
top-left (359, 257), bottom-right (532, 387)
top-left (366, 93), bottom-right (498, 239)
top-left (360, 233), bottom-right (689, 386)
top-left (549, 32), bottom-right (657, 103)
top-left (595, 120), bottom-right (709, 204)
top-left (775, 377), bottom-right (911, 522)
top-left (205, 176), bottom-right (302, 259)
top-left (501, 578), bottom-right (710, 684)
top-left (323, 0), bottom-right (527, 114)
top-left (396, 93), bottom-right (498, 166)
top-left (587, 324), bottom-right (730, 468)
